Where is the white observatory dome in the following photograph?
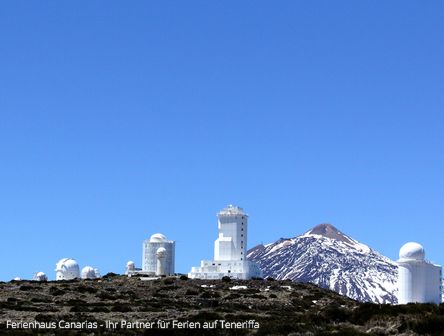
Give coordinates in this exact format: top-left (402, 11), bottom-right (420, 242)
top-left (81, 266), bottom-right (97, 279)
top-left (399, 242), bottom-right (425, 261)
top-left (156, 247), bottom-right (167, 258)
top-left (150, 233), bottom-right (167, 242)
top-left (55, 258), bottom-right (80, 280)
top-left (33, 272), bottom-right (48, 281)
top-left (125, 260), bottom-right (135, 275)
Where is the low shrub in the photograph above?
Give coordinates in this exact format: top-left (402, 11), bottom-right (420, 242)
top-left (49, 287), bottom-right (65, 296)
top-left (185, 289), bottom-right (198, 296)
top-left (412, 315), bottom-right (444, 334)
top-left (19, 285), bottom-right (34, 291)
top-left (163, 278), bottom-right (175, 285)
top-left (77, 285), bottom-right (98, 294)
top-left (111, 304), bottom-right (132, 312)
top-left (102, 272), bottom-right (119, 278)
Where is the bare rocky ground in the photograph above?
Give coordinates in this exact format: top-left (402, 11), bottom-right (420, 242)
top-left (1, 274), bottom-right (444, 335)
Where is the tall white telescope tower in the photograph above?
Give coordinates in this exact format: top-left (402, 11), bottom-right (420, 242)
top-left (214, 204), bottom-right (248, 261)
top-left (189, 205), bottom-right (262, 279)
top-left (397, 242), bottom-right (442, 304)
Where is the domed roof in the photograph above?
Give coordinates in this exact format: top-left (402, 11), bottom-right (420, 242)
top-left (55, 258), bottom-right (79, 271)
top-left (150, 233), bottom-right (167, 242)
top-left (126, 260), bottom-right (135, 266)
top-left (55, 258), bottom-right (80, 280)
top-left (156, 247), bottom-right (167, 257)
top-left (81, 266), bottom-right (97, 279)
top-left (399, 242), bottom-right (425, 261)
top-left (34, 272), bottom-right (48, 281)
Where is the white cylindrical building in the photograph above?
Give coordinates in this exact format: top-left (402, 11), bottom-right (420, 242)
top-left (142, 233), bottom-right (175, 275)
top-left (397, 242), bottom-right (442, 304)
top-left (156, 247), bottom-right (167, 276)
top-left (125, 261), bottom-right (135, 275)
top-left (55, 258), bottom-right (80, 280)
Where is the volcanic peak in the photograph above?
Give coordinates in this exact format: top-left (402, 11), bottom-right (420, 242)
top-left (304, 223), bottom-right (354, 245)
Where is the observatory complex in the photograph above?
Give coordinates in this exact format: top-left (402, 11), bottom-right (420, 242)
top-left (188, 205), bottom-right (262, 280)
top-left (127, 233), bottom-right (175, 277)
top-left (55, 258), bottom-right (100, 280)
top-left (397, 242), bottom-right (442, 304)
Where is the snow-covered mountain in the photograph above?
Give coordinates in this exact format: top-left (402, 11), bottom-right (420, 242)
top-left (247, 223), bottom-right (398, 303)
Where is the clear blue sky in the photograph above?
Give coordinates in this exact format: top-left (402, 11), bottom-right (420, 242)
top-left (1, 1), bottom-right (443, 280)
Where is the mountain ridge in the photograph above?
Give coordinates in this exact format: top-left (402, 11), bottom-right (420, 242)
top-left (247, 223), bottom-right (398, 303)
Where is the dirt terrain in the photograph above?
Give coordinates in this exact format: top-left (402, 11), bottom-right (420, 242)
top-left (1, 274), bottom-right (444, 335)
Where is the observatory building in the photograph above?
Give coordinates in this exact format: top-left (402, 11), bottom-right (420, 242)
top-left (55, 258), bottom-right (100, 280)
top-left (125, 261), bottom-right (137, 274)
top-left (81, 266), bottom-right (100, 279)
top-left (33, 272), bottom-right (48, 281)
top-left (55, 258), bottom-right (80, 280)
top-left (142, 233), bottom-right (175, 276)
top-left (127, 233), bottom-right (175, 276)
top-left (397, 242), bottom-right (442, 304)
top-left (188, 205), bottom-right (262, 280)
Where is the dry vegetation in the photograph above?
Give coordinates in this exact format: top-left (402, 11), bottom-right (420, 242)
top-left (1, 274), bottom-right (444, 335)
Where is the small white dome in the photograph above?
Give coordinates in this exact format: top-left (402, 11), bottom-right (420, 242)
top-left (399, 242), bottom-right (425, 261)
top-left (156, 247), bottom-right (167, 257)
top-left (81, 266), bottom-right (97, 279)
top-left (13, 277), bottom-right (21, 281)
top-left (150, 233), bottom-right (167, 242)
top-left (125, 261), bottom-right (135, 274)
top-left (34, 272), bottom-right (48, 281)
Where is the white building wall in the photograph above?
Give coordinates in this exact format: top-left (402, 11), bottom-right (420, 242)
top-left (398, 262), bottom-right (413, 304)
top-left (398, 261), bottom-right (441, 304)
top-left (424, 263), bottom-right (441, 304)
top-left (189, 260), bottom-right (262, 280)
top-left (157, 257), bottom-right (166, 276)
top-left (214, 208), bottom-right (248, 261)
top-left (214, 237), bottom-right (233, 260)
top-left (142, 240), bottom-right (175, 275)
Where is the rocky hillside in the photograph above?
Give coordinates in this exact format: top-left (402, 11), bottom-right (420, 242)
top-left (1, 275), bottom-right (444, 335)
top-left (248, 223), bottom-right (398, 303)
